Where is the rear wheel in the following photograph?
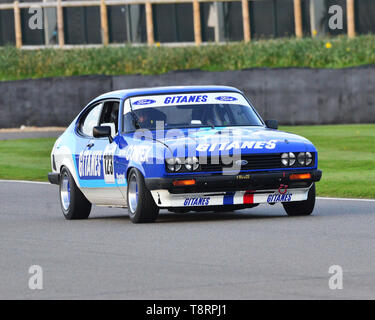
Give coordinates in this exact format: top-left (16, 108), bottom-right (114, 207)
top-left (59, 167), bottom-right (91, 220)
top-left (283, 183), bottom-right (316, 216)
top-left (127, 168), bottom-right (159, 223)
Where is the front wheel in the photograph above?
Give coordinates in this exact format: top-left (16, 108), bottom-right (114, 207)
top-left (127, 169), bottom-right (159, 223)
top-left (59, 167), bottom-right (91, 220)
top-left (283, 183), bottom-right (316, 216)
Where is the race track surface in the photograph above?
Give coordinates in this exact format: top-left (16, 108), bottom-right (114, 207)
top-left (0, 180), bottom-right (374, 300)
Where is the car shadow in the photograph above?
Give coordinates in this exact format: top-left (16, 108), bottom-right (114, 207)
top-left (88, 208), bottom-right (288, 223)
top-left (156, 211), bottom-right (287, 223)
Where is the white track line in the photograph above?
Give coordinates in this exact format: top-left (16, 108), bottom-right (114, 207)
top-left (317, 197), bottom-right (375, 202)
top-left (1, 180), bottom-right (374, 202)
top-left (0, 179), bottom-right (49, 185)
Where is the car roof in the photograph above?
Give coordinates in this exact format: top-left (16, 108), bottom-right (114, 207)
top-left (93, 85), bottom-right (242, 102)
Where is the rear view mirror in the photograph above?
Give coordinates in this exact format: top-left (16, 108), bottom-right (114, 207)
top-left (265, 120), bottom-right (278, 130)
top-left (93, 126), bottom-right (113, 142)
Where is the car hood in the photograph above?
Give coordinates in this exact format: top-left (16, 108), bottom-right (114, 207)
top-left (151, 126), bottom-right (316, 157)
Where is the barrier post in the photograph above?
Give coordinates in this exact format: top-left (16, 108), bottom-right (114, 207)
top-left (241, 0), bottom-right (251, 42)
top-left (293, 0), bottom-right (303, 38)
top-left (14, 1), bottom-right (22, 48)
top-left (193, 0), bottom-right (202, 45)
top-left (145, 1), bottom-right (155, 45)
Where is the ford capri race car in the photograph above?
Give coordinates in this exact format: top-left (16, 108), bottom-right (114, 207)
top-left (48, 86), bottom-right (322, 223)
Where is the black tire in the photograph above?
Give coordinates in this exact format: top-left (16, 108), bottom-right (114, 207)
top-left (59, 167), bottom-right (91, 220)
top-left (283, 183), bottom-right (316, 216)
top-left (127, 168), bottom-right (159, 223)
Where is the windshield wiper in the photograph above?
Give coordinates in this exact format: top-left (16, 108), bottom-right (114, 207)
top-left (129, 100), bottom-right (142, 129)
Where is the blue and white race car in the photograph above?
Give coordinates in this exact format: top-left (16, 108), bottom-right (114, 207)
top-left (48, 86), bottom-right (322, 223)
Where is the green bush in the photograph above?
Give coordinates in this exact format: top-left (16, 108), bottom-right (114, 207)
top-left (1, 35), bottom-right (374, 81)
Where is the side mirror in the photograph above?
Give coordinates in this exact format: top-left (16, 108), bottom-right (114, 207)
top-left (265, 120), bottom-right (278, 130)
top-left (93, 125), bottom-right (113, 143)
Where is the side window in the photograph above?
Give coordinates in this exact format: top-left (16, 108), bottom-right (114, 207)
top-left (99, 101), bottom-right (120, 134)
top-left (80, 103), bottom-right (103, 137)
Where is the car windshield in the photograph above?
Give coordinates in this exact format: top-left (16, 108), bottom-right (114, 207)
top-left (126, 92), bottom-right (263, 130)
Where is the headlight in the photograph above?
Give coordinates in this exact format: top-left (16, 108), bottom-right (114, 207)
top-left (281, 152), bottom-right (296, 166)
top-left (297, 152), bottom-right (313, 166)
top-left (166, 158), bottom-right (182, 172)
top-left (306, 152), bottom-right (313, 166)
top-left (185, 157), bottom-right (199, 171)
top-left (297, 152), bottom-right (306, 165)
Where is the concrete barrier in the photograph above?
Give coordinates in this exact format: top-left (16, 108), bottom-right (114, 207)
top-left (0, 67), bottom-right (374, 128)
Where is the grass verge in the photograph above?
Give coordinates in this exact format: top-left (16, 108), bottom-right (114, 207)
top-left (281, 124), bottom-right (375, 199)
top-left (1, 35), bottom-right (375, 81)
top-left (0, 124), bottom-right (374, 198)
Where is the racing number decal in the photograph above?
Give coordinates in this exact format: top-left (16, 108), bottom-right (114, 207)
top-left (104, 154), bottom-right (113, 176)
top-left (103, 144), bottom-right (116, 184)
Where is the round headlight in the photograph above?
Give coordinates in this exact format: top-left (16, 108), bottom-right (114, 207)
top-left (297, 152), bottom-right (313, 166)
top-left (288, 152), bottom-right (296, 166)
top-left (297, 152), bottom-right (306, 165)
top-left (281, 153), bottom-right (289, 166)
top-left (306, 152), bottom-right (313, 166)
top-left (166, 158), bottom-right (182, 172)
top-left (281, 152), bottom-right (296, 166)
top-left (185, 157), bottom-right (199, 171)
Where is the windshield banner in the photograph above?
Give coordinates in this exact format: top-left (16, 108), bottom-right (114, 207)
top-left (129, 92), bottom-right (249, 110)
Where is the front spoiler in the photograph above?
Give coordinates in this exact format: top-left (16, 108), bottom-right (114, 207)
top-left (145, 169), bottom-right (322, 194)
top-left (150, 187), bottom-right (311, 208)
top-left (48, 172), bottom-right (60, 185)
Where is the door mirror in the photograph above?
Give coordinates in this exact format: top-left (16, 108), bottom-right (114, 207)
top-left (93, 125), bottom-right (113, 142)
top-left (265, 120), bottom-right (278, 130)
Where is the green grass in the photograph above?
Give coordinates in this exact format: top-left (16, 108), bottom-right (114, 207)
top-left (0, 124), bottom-right (374, 198)
top-left (281, 124), bottom-right (375, 199)
top-left (0, 138), bottom-right (55, 181)
top-left (1, 35), bottom-right (375, 81)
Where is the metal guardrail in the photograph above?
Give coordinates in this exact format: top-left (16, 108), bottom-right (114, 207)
top-left (0, 0), bottom-right (356, 49)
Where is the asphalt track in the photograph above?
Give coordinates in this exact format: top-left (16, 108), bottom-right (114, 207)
top-left (0, 180), bottom-right (374, 300)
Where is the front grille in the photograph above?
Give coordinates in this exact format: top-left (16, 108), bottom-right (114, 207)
top-left (199, 153), bottom-right (314, 172)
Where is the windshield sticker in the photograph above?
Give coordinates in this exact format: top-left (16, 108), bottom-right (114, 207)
top-left (215, 96), bottom-right (238, 102)
top-left (129, 92), bottom-right (248, 110)
top-left (133, 99), bottom-right (156, 106)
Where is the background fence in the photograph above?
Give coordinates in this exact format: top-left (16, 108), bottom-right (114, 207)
top-left (1, 0), bottom-right (375, 48)
top-left (1, 66), bottom-right (374, 128)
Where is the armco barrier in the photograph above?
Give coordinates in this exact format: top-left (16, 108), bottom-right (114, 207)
top-left (0, 66), bottom-right (374, 128)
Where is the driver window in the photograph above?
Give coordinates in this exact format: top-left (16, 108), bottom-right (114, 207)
top-left (80, 103), bottom-right (103, 137)
top-left (99, 101), bottom-right (120, 135)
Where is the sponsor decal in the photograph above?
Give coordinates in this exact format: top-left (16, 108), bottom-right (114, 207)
top-left (116, 173), bottom-right (126, 185)
top-left (133, 99), bottom-right (156, 106)
top-left (164, 95), bottom-right (208, 104)
top-left (267, 193), bottom-right (293, 203)
top-left (184, 197), bottom-right (210, 206)
top-left (235, 159), bottom-right (248, 166)
top-left (236, 174), bottom-right (251, 180)
top-left (196, 139), bottom-right (277, 152)
top-left (215, 96), bottom-right (238, 102)
top-left (119, 145), bottom-right (152, 163)
top-left (78, 150), bottom-right (103, 178)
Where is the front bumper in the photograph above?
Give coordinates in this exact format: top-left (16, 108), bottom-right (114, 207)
top-left (48, 172), bottom-right (60, 185)
top-left (145, 169), bottom-right (322, 194)
top-left (147, 169), bottom-right (321, 208)
top-left (150, 187), bottom-right (311, 208)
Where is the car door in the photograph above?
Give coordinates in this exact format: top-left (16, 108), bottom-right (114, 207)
top-left (76, 100), bottom-right (125, 206)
